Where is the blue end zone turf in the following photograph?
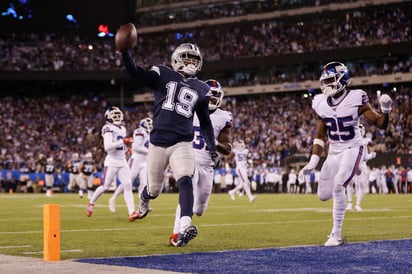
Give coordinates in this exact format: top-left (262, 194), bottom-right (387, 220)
top-left (77, 239), bottom-right (412, 273)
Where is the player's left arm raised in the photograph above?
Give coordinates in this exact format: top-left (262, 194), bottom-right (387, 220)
top-left (359, 94), bottom-right (392, 129)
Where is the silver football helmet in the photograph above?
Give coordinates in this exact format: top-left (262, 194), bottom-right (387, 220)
top-left (139, 117), bottom-right (153, 134)
top-left (206, 79), bottom-right (224, 110)
top-left (72, 153), bottom-right (79, 161)
top-left (320, 61), bottom-right (351, 97)
top-left (105, 106), bottom-right (123, 126)
top-left (84, 152), bottom-right (93, 160)
top-left (171, 43), bottom-right (202, 76)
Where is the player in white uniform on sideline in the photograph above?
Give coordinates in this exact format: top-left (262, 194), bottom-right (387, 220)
top-left (227, 140), bottom-right (256, 202)
top-left (346, 124), bottom-right (376, 211)
top-left (298, 61), bottom-right (392, 247)
top-left (86, 106), bottom-right (139, 221)
top-left (168, 79), bottom-right (233, 246)
top-left (109, 117), bottom-right (153, 213)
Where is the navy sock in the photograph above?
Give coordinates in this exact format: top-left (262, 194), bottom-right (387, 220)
top-left (140, 185), bottom-right (156, 201)
top-left (177, 176), bottom-right (194, 217)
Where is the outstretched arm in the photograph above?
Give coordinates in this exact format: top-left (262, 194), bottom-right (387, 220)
top-left (121, 51), bottom-right (158, 90)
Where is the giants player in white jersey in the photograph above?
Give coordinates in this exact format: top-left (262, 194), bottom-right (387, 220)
top-left (298, 61), bottom-right (392, 246)
top-left (228, 140), bottom-right (256, 202)
top-left (169, 79), bottom-right (233, 246)
top-left (109, 117), bottom-right (153, 213)
top-left (86, 107), bottom-right (139, 221)
top-left (346, 124), bottom-right (376, 211)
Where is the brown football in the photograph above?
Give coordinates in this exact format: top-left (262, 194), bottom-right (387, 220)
top-left (115, 23), bottom-right (137, 52)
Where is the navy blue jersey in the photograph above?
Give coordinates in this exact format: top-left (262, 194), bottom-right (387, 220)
top-left (122, 51), bottom-right (216, 152)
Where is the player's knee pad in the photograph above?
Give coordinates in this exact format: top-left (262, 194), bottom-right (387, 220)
top-left (317, 182), bottom-right (332, 201)
top-left (177, 176), bottom-right (192, 190)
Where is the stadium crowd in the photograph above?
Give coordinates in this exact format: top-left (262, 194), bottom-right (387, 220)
top-left (0, 84), bottom-right (410, 187)
top-left (133, 0), bottom-right (358, 27)
top-left (1, 2), bottom-right (411, 87)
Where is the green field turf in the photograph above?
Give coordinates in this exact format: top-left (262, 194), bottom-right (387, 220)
top-left (0, 192), bottom-right (411, 260)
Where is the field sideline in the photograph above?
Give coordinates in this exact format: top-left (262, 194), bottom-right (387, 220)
top-left (0, 192), bottom-right (411, 262)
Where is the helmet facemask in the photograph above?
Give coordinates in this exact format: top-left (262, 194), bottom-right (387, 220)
top-left (140, 117), bottom-right (153, 134)
top-left (105, 107), bottom-right (124, 126)
top-left (171, 43), bottom-right (203, 76)
top-left (206, 79), bottom-right (224, 111)
top-left (320, 62), bottom-right (351, 97)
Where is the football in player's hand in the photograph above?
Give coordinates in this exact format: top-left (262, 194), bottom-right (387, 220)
top-left (115, 23), bottom-right (137, 53)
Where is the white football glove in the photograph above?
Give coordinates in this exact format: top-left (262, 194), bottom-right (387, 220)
top-left (365, 151), bottom-right (377, 161)
top-left (298, 154), bottom-right (320, 184)
top-left (379, 94), bottom-right (392, 113)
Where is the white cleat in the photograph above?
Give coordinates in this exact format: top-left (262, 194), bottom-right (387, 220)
top-left (324, 235), bottom-right (343, 247)
top-left (345, 203), bottom-right (352, 211)
top-left (355, 205), bottom-right (362, 211)
top-left (249, 195), bottom-right (256, 202)
top-left (109, 198), bottom-right (116, 213)
top-left (228, 191), bottom-right (235, 201)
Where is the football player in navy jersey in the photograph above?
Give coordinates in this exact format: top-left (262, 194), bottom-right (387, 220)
top-left (298, 62), bottom-right (392, 247)
top-left (120, 41), bottom-right (217, 247)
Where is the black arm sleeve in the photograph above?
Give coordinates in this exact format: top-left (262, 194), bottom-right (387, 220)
top-left (121, 50), bottom-right (158, 90)
top-left (196, 99), bottom-right (216, 153)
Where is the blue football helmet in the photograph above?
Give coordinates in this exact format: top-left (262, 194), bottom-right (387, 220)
top-left (139, 117), bottom-right (153, 134)
top-left (206, 79), bottom-right (224, 110)
top-left (320, 62), bottom-right (351, 97)
top-left (105, 106), bottom-right (123, 126)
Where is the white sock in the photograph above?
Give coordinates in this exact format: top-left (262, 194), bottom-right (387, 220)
top-left (332, 184), bottom-right (346, 239)
top-left (179, 216), bottom-right (192, 234)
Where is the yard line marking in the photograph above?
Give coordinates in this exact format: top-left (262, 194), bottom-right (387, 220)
top-left (1, 215), bottom-right (411, 235)
top-left (2, 227), bottom-right (131, 234)
top-left (0, 245), bottom-right (31, 249)
top-left (22, 249), bottom-right (82, 255)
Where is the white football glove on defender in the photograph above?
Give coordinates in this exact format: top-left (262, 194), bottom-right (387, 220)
top-left (379, 94), bottom-right (392, 113)
top-left (298, 154), bottom-right (320, 184)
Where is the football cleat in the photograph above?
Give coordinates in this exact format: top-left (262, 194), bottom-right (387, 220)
top-left (345, 203), bottom-right (352, 211)
top-left (128, 211), bottom-right (140, 222)
top-left (135, 198), bottom-right (150, 219)
top-left (176, 225), bottom-right (198, 247)
top-left (109, 198), bottom-right (116, 213)
top-left (86, 203), bottom-right (94, 217)
top-left (228, 191), bottom-right (235, 201)
top-left (355, 205), bottom-right (362, 211)
top-left (169, 233), bottom-right (179, 247)
top-left (324, 234), bottom-right (344, 247)
top-left (249, 195), bottom-right (256, 203)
